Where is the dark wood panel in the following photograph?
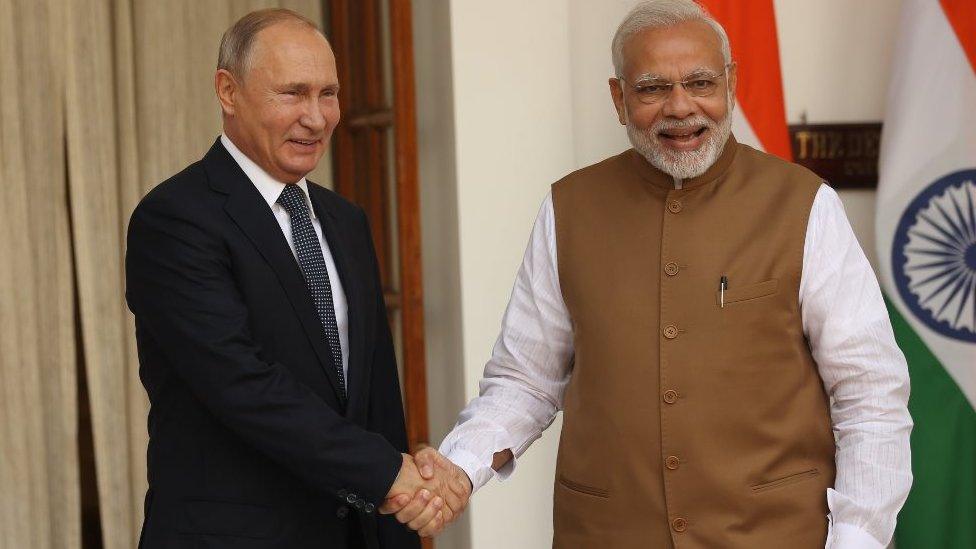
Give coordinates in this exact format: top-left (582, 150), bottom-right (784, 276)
top-left (348, 109), bottom-right (395, 128)
top-left (326, 6), bottom-right (431, 539)
top-left (388, 0), bottom-right (430, 459)
top-left (330, 0), bottom-right (392, 286)
top-left (789, 123), bottom-right (882, 189)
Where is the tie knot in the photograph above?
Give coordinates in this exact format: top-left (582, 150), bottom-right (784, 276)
top-left (277, 184), bottom-right (309, 216)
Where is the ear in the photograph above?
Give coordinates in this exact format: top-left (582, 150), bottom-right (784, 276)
top-left (215, 69), bottom-right (240, 116)
top-left (725, 62), bottom-right (738, 110)
top-left (609, 77), bottom-right (627, 126)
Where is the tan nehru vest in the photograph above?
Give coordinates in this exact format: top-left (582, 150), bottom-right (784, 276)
top-left (551, 136), bottom-right (835, 548)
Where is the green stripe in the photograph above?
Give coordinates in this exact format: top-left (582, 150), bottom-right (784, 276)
top-left (888, 296), bottom-right (976, 548)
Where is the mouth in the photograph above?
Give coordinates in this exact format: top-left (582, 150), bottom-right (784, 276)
top-left (657, 126), bottom-right (709, 150)
top-left (287, 138), bottom-right (322, 152)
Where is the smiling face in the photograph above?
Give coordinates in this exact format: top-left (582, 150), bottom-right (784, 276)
top-left (610, 19), bottom-right (736, 179)
top-left (216, 22), bottom-right (340, 183)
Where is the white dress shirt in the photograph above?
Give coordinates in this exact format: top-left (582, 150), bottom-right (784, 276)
top-left (439, 183), bottom-right (912, 549)
top-left (220, 134), bottom-right (350, 381)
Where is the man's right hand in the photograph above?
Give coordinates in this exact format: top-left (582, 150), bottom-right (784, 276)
top-left (380, 450), bottom-right (470, 537)
top-left (382, 453), bottom-right (447, 536)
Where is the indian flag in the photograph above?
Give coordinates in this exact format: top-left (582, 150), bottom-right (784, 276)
top-left (698, 0), bottom-right (792, 160)
top-left (876, 1), bottom-right (976, 547)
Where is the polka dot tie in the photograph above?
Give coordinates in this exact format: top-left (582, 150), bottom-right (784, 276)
top-left (277, 184), bottom-right (346, 398)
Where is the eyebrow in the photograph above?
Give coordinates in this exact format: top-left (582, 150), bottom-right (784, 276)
top-left (277, 82), bottom-right (340, 93)
top-left (682, 68), bottom-right (721, 79)
top-left (632, 72), bottom-right (668, 82)
top-left (633, 67), bottom-right (722, 82)
top-left (278, 83), bottom-right (310, 93)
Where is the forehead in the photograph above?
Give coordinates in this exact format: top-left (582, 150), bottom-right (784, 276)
top-left (621, 20), bottom-right (724, 78)
top-left (248, 22), bottom-right (337, 82)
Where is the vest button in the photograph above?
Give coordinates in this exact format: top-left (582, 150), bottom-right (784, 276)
top-left (664, 262), bottom-right (679, 276)
top-left (672, 517), bottom-right (688, 532)
top-left (663, 390), bottom-right (678, 404)
top-left (663, 325), bottom-right (679, 339)
top-left (667, 200), bottom-right (683, 213)
top-left (665, 455), bottom-right (680, 470)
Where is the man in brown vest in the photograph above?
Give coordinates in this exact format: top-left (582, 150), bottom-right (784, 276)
top-left (390, 0), bottom-right (913, 547)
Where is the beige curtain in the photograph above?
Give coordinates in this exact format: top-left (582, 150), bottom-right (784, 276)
top-left (2, 1), bottom-right (327, 547)
top-left (0, 0), bottom-right (79, 546)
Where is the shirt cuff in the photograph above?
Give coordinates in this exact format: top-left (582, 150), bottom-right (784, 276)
top-left (443, 446), bottom-right (521, 493)
top-left (444, 447), bottom-right (495, 493)
top-left (827, 522), bottom-right (885, 549)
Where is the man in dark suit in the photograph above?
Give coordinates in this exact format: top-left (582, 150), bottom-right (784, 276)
top-left (125, 9), bottom-right (467, 548)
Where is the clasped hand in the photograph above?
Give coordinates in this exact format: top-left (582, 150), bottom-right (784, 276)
top-left (380, 448), bottom-right (472, 537)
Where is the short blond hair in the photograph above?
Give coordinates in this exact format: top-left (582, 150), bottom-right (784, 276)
top-left (217, 8), bottom-right (321, 79)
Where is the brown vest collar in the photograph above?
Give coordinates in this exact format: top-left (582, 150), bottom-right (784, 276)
top-left (628, 133), bottom-right (739, 191)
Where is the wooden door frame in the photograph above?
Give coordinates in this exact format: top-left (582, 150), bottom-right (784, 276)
top-left (387, 0), bottom-right (430, 454)
top-left (327, 0), bottom-right (430, 453)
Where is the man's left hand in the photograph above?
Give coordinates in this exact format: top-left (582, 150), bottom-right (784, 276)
top-left (379, 447), bottom-right (472, 537)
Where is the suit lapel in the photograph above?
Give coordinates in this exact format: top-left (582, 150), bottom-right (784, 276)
top-left (309, 187), bottom-right (370, 422)
top-left (202, 140), bottom-right (346, 406)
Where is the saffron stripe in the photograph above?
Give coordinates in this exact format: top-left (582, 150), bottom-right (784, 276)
top-left (698, 0), bottom-right (792, 160)
top-left (940, 0), bottom-right (976, 75)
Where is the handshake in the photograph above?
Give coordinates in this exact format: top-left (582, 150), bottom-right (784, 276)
top-left (380, 448), bottom-right (473, 537)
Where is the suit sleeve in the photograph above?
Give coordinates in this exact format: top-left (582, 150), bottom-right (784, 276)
top-left (125, 195), bottom-right (403, 506)
top-left (356, 208), bottom-right (422, 548)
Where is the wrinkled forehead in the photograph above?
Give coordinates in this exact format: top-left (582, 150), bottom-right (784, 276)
top-left (621, 20), bottom-right (725, 81)
top-left (248, 22), bottom-right (336, 81)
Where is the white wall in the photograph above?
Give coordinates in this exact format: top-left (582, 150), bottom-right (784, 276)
top-left (776, 0), bottom-right (903, 269)
top-left (447, 1), bottom-right (575, 547)
top-left (414, 1), bottom-right (576, 548)
top-left (414, 1), bottom-right (903, 548)
top-left (412, 1), bottom-right (468, 547)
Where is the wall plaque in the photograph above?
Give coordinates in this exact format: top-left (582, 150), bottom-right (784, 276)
top-left (788, 123), bottom-right (882, 189)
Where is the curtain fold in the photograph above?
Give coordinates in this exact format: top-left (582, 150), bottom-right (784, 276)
top-left (0, 0), bottom-right (79, 547)
top-left (63, 2), bottom-right (325, 547)
top-left (64, 0), bottom-right (143, 544)
top-left (2, 2), bottom-right (327, 548)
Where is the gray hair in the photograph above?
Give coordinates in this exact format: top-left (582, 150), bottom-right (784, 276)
top-left (218, 8), bottom-right (321, 79)
top-left (612, 0), bottom-right (731, 77)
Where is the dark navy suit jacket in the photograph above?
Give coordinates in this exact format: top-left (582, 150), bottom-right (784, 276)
top-left (126, 139), bottom-right (420, 549)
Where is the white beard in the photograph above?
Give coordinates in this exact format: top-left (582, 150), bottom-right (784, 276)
top-left (626, 103), bottom-right (733, 180)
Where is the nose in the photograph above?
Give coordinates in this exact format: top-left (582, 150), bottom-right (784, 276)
top-left (661, 83), bottom-right (697, 119)
top-left (299, 97), bottom-right (327, 132)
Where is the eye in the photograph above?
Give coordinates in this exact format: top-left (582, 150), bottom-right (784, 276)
top-left (637, 84), bottom-right (669, 95)
top-left (687, 79), bottom-right (715, 91)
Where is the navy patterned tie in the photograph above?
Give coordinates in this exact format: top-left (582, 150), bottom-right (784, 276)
top-left (277, 184), bottom-right (346, 398)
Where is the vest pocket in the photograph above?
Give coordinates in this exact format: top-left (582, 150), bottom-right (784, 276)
top-left (717, 278), bottom-right (778, 306)
top-left (558, 475), bottom-right (609, 498)
top-left (750, 468), bottom-right (820, 494)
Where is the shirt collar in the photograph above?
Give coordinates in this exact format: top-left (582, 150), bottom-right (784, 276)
top-left (220, 133), bottom-right (317, 220)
